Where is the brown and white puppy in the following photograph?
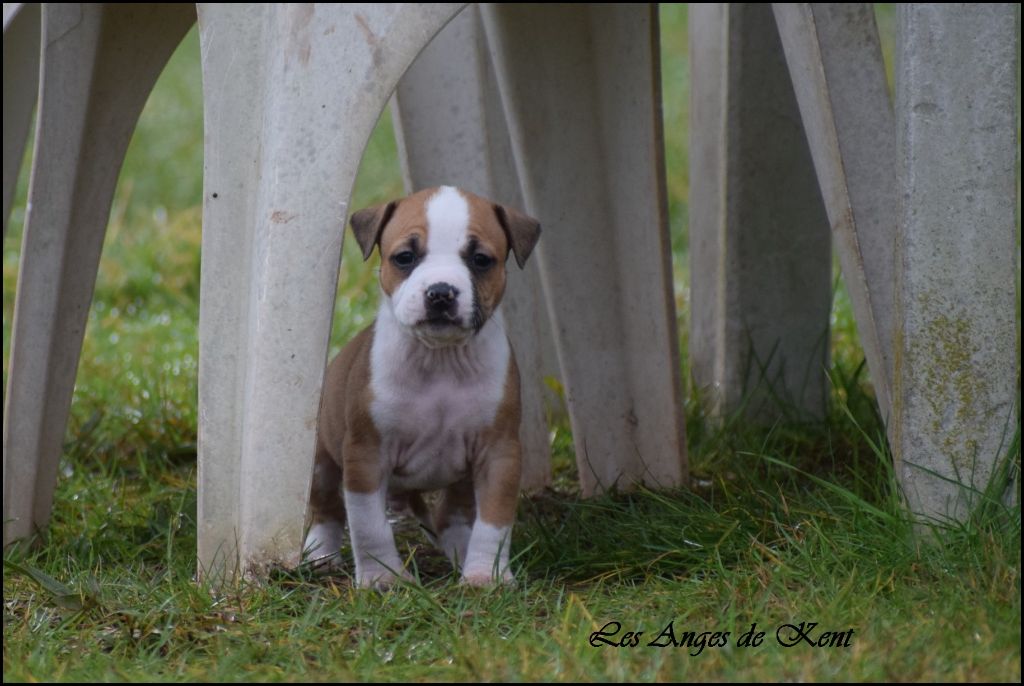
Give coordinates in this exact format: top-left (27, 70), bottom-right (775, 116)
top-left (305, 186), bottom-right (541, 588)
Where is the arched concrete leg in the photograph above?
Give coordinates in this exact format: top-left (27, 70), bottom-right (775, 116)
top-left (392, 5), bottom-right (554, 491)
top-left (2, 3), bottom-right (195, 546)
top-left (893, 4), bottom-right (1019, 523)
top-left (195, 3), bottom-right (268, 581)
top-left (3, 3), bottom-right (40, 237)
top-left (772, 3), bottom-right (896, 424)
top-left (481, 4), bottom-right (687, 495)
top-left (196, 3), bottom-right (465, 580)
top-left (689, 3), bottom-right (831, 423)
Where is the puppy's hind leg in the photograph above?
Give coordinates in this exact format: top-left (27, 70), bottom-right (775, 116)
top-left (390, 491), bottom-right (436, 541)
top-left (304, 448), bottom-right (347, 567)
top-left (433, 477), bottom-right (476, 572)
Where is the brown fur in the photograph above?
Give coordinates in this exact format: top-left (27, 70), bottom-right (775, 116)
top-left (475, 353), bottom-right (524, 526)
top-left (312, 324), bottom-right (380, 500)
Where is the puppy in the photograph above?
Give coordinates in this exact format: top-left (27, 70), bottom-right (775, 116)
top-left (304, 186), bottom-right (541, 588)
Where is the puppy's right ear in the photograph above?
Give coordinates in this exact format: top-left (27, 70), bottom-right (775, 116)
top-left (350, 201), bottom-right (398, 261)
top-left (493, 203), bottom-right (541, 269)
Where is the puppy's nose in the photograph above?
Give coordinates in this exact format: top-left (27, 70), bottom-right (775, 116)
top-left (425, 282), bottom-right (459, 311)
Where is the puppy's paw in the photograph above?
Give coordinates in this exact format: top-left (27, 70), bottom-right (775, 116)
top-left (460, 568), bottom-right (516, 588)
top-left (303, 522), bottom-right (346, 569)
top-left (438, 522), bottom-right (472, 569)
top-left (306, 552), bottom-right (344, 571)
top-left (357, 564), bottom-right (414, 590)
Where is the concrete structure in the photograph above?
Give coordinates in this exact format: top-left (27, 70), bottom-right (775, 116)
top-left (689, 3), bottom-right (832, 422)
top-left (773, 2), bottom-right (1019, 521)
top-left (2, 3), bottom-right (39, 237)
top-left (2, 2), bottom-right (1018, 579)
top-left (3, 3), bottom-right (195, 546)
top-left (195, 4), bottom-right (465, 579)
top-left (772, 3), bottom-right (898, 424)
top-left (892, 4), bottom-right (1019, 521)
top-left (480, 4), bottom-right (688, 496)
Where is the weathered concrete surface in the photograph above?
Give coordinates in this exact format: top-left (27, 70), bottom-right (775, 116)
top-left (196, 3), bottom-right (465, 580)
top-left (773, 3), bottom-right (898, 424)
top-left (3, 3), bottom-right (40, 238)
top-left (3, 4), bottom-right (195, 546)
top-left (690, 3), bottom-right (832, 423)
top-left (481, 4), bottom-right (687, 495)
top-left (893, 3), bottom-right (1020, 522)
top-left (392, 5), bottom-right (555, 491)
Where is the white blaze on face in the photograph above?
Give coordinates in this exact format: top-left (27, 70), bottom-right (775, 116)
top-left (391, 186), bottom-right (475, 344)
top-left (425, 185), bottom-right (471, 258)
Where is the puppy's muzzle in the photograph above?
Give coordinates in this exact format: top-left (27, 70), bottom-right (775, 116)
top-left (425, 282), bottom-right (460, 321)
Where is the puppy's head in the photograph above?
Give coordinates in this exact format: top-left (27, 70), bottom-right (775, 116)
top-left (351, 186), bottom-right (540, 348)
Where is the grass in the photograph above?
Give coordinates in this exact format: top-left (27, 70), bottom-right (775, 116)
top-left (3, 5), bottom-right (1021, 682)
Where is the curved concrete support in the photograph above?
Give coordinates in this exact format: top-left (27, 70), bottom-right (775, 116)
top-left (3, 3), bottom-right (196, 546)
top-left (196, 3), bottom-right (465, 580)
top-left (392, 5), bottom-right (555, 491)
top-left (3, 2), bottom-right (40, 237)
top-left (481, 4), bottom-right (687, 495)
top-left (772, 3), bottom-right (897, 424)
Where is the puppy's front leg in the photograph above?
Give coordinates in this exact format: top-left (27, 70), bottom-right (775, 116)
top-left (462, 439), bottom-right (521, 586)
top-left (305, 448), bottom-right (348, 566)
top-left (343, 440), bottom-right (407, 589)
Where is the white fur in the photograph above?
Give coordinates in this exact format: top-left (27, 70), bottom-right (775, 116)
top-left (425, 185), bottom-right (471, 253)
top-left (461, 519), bottom-right (514, 585)
top-left (304, 521), bottom-right (346, 566)
top-left (370, 304), bottom-right (510, 492)
top-left (438, 515), bottom-right (473, 569)
top-left (389, 187), bottom-right (477, 346)
top-left (344, 488), bottom-right (407, 588)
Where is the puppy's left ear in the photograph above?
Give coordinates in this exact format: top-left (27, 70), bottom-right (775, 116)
top-left (350, 200), bottom-right (398, 261)
top-left (494, 204), bottom-right (541, 269)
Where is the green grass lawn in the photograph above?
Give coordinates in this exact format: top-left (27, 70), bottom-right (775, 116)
top-left (3, 6), bottom-right (1021, 682)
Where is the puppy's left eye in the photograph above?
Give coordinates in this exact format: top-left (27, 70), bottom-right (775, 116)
top-left (471, 253), bottom-right (495, 270)
top-left (391, 250), bottom-right (418, 269)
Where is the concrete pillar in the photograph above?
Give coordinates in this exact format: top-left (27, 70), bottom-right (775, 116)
top-left (690, 3), bottom-right (832, 422)
top-left (3, 4), bottom-right (195, 546)
top-left (893, 4), bottom-right (1019, 522)
top-left (773, 3), bottom-right (898, 424)
top-left (3, 3), bottom-right (40, 238)
top-left (196, 3), bottom-right (465, 580)
top-left (481, 4), bottom-right (688, 495)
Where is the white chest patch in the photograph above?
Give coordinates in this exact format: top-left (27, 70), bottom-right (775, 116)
top-left (369, 304), bottom-right (510, 492)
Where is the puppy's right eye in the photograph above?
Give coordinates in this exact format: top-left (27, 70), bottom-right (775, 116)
top-left (391, 251), bottom-right (418, 269)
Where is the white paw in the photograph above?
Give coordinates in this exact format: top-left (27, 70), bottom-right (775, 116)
top-left (357, 563), bottom-right (413, 590)
top-left (304, 521), bottom-right (346, 567)
top-left (460, 567), bottom-right (516, 587)
top-left (438, 522), bottom-right (472, 569)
